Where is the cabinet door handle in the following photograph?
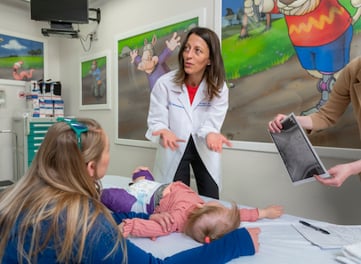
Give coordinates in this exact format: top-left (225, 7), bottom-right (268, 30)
top-left (33, 124), bottom-right (52, 128)
top-left (34, 130), bottom-right (48, 134)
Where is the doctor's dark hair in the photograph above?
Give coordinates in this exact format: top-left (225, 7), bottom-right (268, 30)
top-left (174, 27), bottom-right (226, 100)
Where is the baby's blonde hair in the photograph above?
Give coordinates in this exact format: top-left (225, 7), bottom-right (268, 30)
top-left (184, 202), bottom-right (240, 243)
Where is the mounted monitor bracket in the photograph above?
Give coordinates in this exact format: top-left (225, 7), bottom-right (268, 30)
top-left (41, 22), bottom-right (79, 38)
top-left (89, 8), bottom-right (101, 24)
top-left (40, 8), bottom-right (100, 38)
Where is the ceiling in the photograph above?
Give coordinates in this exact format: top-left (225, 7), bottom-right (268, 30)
top-left (2, 0), bottom-right (30, 10)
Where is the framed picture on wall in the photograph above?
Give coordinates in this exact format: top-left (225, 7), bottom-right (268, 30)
top-left (0, 30), bottom-right (46, 85)
top-left (114, 9), bottom-right (205, 146)
top-left (80, 50), bottom-right (111, 110)
top-left (217, 0), bottom-right (361, 150)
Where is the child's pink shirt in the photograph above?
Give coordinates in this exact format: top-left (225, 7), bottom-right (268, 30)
top-left (122, 181), bottom-right (259, 238)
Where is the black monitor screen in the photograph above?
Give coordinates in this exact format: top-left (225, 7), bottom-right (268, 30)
top-left (31, 0), bottom-right (89, 24)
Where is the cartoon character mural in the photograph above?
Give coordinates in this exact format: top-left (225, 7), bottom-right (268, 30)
top-left (0, 34), bottom-right (44, 83)
top-left (240, 0), bottom-right (272, 38)
top-left (89, 60), bottom-right (105, 98)
top-left (12, 60), bottom-right (34, 81)
top-left (258, 0), bottom-right (361, 115)
top-left (129, 32), bottom-right (181, 91)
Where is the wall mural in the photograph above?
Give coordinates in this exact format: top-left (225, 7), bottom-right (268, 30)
top-left (220, 0), bottom-right (361, 149)
top-left (116, 14), bottom-right (201, 144)
top-left (0, 31), bottom-right (44, 84)
top-left (80, 51), bottom-right (111, 110)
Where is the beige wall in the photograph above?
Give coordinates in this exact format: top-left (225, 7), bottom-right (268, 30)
top-left (0, 2), bottom-right (60, 182)
top-left (1, 0), bottom-right (361, 224)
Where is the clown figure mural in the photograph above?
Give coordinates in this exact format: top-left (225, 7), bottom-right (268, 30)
top-left (258, 0), bottom-right (361, 115)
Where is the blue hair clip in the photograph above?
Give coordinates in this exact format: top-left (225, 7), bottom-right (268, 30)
top-left (56, 117), bottom-right (88, 149)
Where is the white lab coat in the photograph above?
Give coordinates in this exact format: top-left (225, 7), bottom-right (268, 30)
top-left (145, 70), bottom-right (229, 188)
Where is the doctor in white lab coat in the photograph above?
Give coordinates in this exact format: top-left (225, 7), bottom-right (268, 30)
top-left (145, 27), bottom-right (232, 199)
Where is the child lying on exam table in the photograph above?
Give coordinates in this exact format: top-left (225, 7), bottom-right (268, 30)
top-left (101, 167), bottom-right (284, 243)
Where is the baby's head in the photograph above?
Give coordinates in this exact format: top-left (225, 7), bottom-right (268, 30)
top-left (184, 201), bottom-right (240, 243)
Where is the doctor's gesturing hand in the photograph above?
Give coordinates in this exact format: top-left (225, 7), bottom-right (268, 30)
top-left (152, 129), bottom-right (186, 151)
top-left (206, 132), bottom-right (232, 153)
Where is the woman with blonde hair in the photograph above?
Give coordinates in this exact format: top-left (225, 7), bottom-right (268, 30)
top-left (0, 117), bottom-right (259, 263)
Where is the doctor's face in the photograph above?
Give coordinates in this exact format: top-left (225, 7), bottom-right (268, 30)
top-left (182, 33), bottom-right (210, 78)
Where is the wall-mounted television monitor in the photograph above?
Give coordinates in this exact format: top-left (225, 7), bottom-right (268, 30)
top-left (31, 0), bottom-right (89, 24)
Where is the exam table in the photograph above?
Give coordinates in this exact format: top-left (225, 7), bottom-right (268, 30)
top-left (101, 175), bottom-right (342, 263)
